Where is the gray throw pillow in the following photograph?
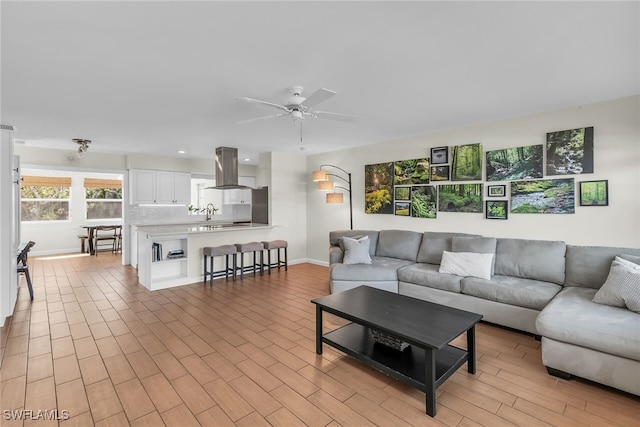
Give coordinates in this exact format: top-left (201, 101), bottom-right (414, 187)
top-left (342, 236), bottom-right (372, 265)
top-left (592, 257), bottom-right (640, 313)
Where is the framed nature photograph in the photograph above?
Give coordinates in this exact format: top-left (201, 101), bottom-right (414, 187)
top-left (411, 186), bottom-right (437, 218)
top-left (579, 180), bottom-right (608, 206)
top-left (394, 201), bottom-right (411, 216)
top-left (486, 144), bottom-right (543, 181)
top-left (486, 200), bottom-right (508, 220)
top-left (430, 165), bottom-right (450, 181)
top-left (487, 184), bottom-right (506, 197)
top-left (430, 146), bottom-right (448, 164)
top-left (451, 143), bottom-right (483, 181)
top-left (394, 186), bottom-right (411, 201)
top-left (546, 126), bottom-right (594, 175)
top-left (438, 183), bottom-right (483, 213)
top-left (365, 162), bottom-right (394, 214)
top-left (394, 158), bottom-right (430, 185)
top-left (511, 178), bottom-right (575, 214)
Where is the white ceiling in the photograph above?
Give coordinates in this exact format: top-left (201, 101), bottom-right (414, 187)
top-left (2, 1), bottom-right (638, 165)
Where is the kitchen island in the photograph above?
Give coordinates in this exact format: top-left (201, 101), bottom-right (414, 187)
top-left (136, 222), bottom-right (274, 290)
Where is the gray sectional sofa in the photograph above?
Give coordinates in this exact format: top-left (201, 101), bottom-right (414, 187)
top-left (328, 229), bottom-right (640, 395)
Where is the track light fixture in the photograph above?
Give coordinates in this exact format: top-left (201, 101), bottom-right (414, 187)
top-left (73, 138), bottom-right (91, 157)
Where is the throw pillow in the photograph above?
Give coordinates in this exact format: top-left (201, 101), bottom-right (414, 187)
top-left (619, 253), bottom-right (640, 265)
top-left (342, 236), bottom-right (372, 265)
top-left (438, 251), bottom-right (494, 280)
top-left (592, 256), bottom-right (640, 313)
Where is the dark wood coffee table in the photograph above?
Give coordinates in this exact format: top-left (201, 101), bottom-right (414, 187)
top-left (312, 286), bottom-right (482, 417)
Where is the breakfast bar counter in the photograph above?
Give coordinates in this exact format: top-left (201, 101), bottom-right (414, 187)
top-left (136, 222), bottom-right (276, 290)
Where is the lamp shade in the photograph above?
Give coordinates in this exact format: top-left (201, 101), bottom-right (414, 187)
top-left (317, 180), bottom-right (334, 191)
top-left (326, 193), bottom-right (344, 204)
top-left (312, 170), bottom-right (329, 181)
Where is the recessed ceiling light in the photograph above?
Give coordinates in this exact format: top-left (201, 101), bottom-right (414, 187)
top-left (243, 158), bottom-right (251, 162)
top-left (178, 150), bottom-right (186, 154)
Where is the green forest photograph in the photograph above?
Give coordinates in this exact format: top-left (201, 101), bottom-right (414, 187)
top-left (486, 144), bottom-right (543, 181)
top-left (486, 200), bottom-right (508, 220)
top-left (395, 201), bottom-right (410, 216)
top-left (411, 186), bottom-right (437, 218)
top-left (451, 143), bottom-right (483, 181)
top-left (430, 165), bottom-right (450, 181)
top-left (511, 178), bottom-right (575, 214)
top-left (365, 162), bottom-right (394, 214)
top-left (546, 126), bottom-right (594, 175)
top-left (394, 158), bottom-right (430, 185)
top-left (395, 186), bottom-right (410, 200)
top-left (579, 180), bottom-right (608, 206)
top-left (438, 183), bottom-right (483, 213)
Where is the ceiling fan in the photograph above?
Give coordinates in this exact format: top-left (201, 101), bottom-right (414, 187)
top-left (236, 86), bottom-right (358, 124)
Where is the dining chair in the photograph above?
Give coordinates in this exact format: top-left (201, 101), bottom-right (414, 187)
top-left (114, 225), bottom-right (123, 253)
top-left (17, 241), bottom-right (36, 300)
top-left (94, 226), bottom-right (118, 255)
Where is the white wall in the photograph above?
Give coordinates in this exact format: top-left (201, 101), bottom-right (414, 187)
top-left (269, 151), bottom-right (308, 264)
top-left (306, 96), bottom-right (640, 264)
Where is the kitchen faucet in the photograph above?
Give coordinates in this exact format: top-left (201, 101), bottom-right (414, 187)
top-left (206, 203), bottom-right (215, 221)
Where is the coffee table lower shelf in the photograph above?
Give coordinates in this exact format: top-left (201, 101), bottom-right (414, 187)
top-left (322, 322), bottom-right (468, 396)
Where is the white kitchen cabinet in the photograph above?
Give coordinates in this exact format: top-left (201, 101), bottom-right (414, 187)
top-left (223, 189), bottom-right (252, 204)
top-left (129, 169), bottom-right (190, 204)
top-left (222, 176), bottom-right (255, 204)
top-left (130, 169), bottom-right (156, 204)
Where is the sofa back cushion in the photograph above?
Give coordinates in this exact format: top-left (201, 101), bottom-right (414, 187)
top-left (376, 230), bottom-right (423, 261)
top-left (495, 238), bottom-right (566, 285)
top-left (452, 236), bottom-right (497, 275)
top-left (416, 232), bottom-right (481, 264)
top-left (329, 230), bottom-right (379, 258)
top-left (565, 245), bottom-right (640, 289)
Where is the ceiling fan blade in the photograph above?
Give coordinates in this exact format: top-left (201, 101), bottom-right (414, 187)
top-left (236, 97), bottom-right (290, 112)
top-left (313, 111), bottom-right (360, 122)
top-left (300, 88), bottom-right (336, 108)
top-left (237, 113), bottom-right (288, 124)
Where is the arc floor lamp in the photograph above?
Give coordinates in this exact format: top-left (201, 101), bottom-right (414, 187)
top-left (312, 164), bottom-right (353, 230)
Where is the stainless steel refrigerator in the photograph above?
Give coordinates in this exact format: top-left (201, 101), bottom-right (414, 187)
top-left (251, 187), bottom-right (269, 224)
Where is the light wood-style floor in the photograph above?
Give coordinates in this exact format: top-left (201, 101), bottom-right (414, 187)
top-left (1, 253), bottom-right (638, 426)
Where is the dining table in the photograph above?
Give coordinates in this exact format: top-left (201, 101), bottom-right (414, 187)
top-left (81, 224), bottom-right (122, 255)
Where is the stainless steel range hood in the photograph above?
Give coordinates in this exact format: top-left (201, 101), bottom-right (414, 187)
top-left (206, 147), bottom-right (253, 190)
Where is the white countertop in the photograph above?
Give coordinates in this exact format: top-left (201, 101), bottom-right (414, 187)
top-left (136, 222), bottom-right (271, 236)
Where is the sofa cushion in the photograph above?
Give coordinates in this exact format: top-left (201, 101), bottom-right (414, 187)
top-left (330, 230), bottom-right (379, 258)
top-left (460, 275), bottom-right (562, 311)
top-left (592, 257), bottom-right (640, 313)
top-left (565, 245), bottom-right (640, 289)
top-left (536, 286), bottom-right (640, 362)
top-left (342, 236), bottom-right (373, 265)
top-left (397, 263), bottom-right (463, 293)
top-left (376, 230), bottom-right (423, 261)
top-left (330, 256), bottom-right (415, 282)
top-left (495, 238), bottom-right (566, 285)
top-left (452, 236), bottom-right (497, 274)
top-left (439, 251), bottom-right (494, 280)
top-left (416, 231), bottom-right (481, 264)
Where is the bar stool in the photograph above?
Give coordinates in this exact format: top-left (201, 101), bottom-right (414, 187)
top-left (234, 242), bottom-right (264, 279)
top-left (203, 245), bottom-right (237, 284)
top-left (261, 240), bottom-right (288, 274)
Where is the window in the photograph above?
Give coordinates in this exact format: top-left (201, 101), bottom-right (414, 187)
top-left (85, 178), bottom-right (123, 220)
top-left (21, 176), bottom-right (71, 221)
